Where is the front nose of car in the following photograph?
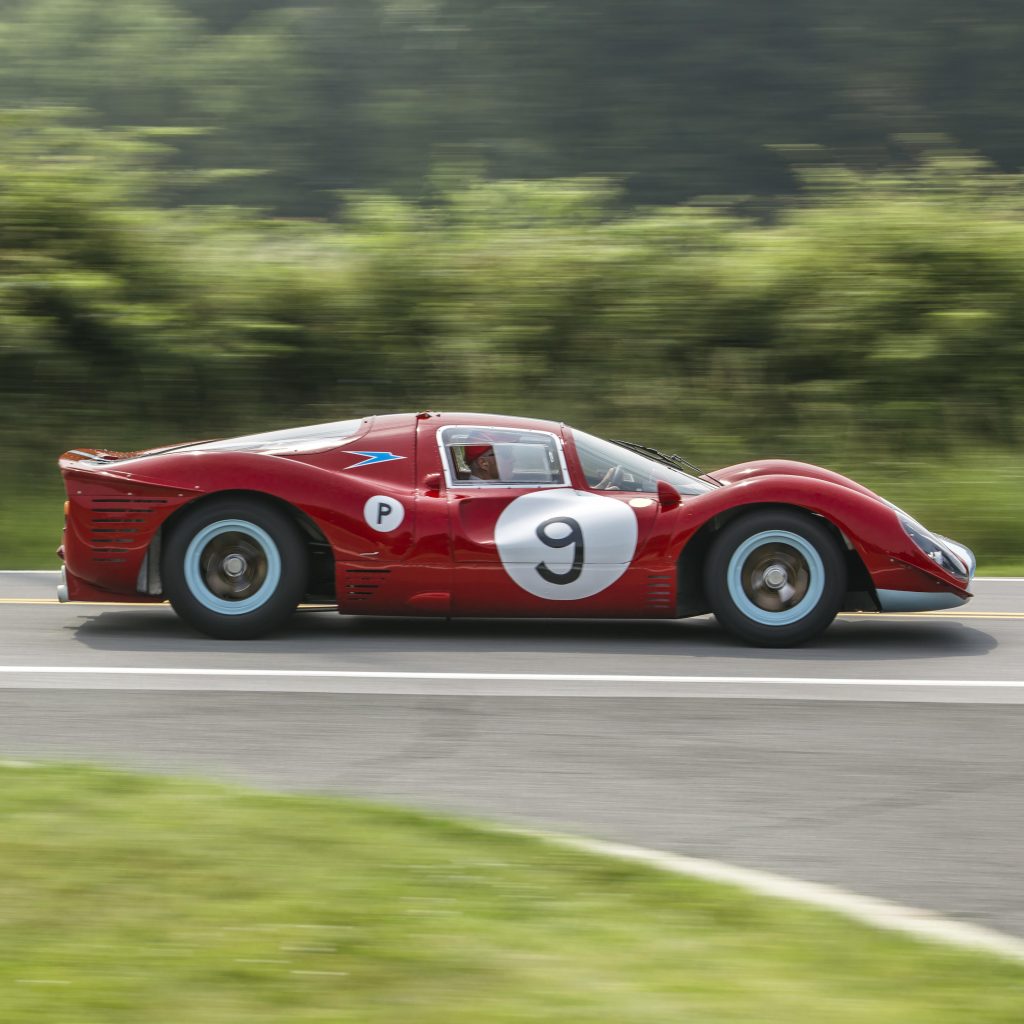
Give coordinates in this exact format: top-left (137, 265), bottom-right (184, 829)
top-left (939, 535), bottom-right (976, 582)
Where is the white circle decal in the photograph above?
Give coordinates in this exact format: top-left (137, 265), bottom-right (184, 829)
top-left (363, 495), bottom-right (405, 533)
top-left (494, 490), bottom-right (638, 600)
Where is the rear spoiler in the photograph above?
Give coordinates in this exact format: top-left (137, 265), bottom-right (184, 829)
top-left (59, 448), bottom-right (138, 471)
top-left (59, 440), bottom-right (214, 471)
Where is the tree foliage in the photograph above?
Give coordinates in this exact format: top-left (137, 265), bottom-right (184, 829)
top-left (4, 1), bottom-right (1024, 211)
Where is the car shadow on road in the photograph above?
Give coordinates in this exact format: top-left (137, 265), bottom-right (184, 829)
top-left (67, 607), bottom-right (999, 665)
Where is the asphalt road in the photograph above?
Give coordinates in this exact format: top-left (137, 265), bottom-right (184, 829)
top-left (1, 571), bottom-right (1022, 938)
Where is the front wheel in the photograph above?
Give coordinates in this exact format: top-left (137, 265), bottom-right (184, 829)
top-left (162, 497), bottom-right (309, 639)
top-left (703, 509), bottom-right (846, 647)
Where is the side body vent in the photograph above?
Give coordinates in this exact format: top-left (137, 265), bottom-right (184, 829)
top-left (84, 496), bottom-right (170, 564)
top-left (645, 572), bottom-right (675, 612)
top-left (343, 568), bottom-right (391, 605)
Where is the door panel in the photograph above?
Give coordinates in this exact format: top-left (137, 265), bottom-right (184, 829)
top-left (450, 487), bottom-right (662, 615)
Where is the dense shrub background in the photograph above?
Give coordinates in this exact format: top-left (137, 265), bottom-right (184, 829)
top-left (2, 118), bottom-right (1021, 449)
top-left (1, 114), bottom-right (1021, 564)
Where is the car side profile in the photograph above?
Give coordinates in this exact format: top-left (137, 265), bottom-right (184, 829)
top-left (57, 411), bottom-right (975, 646)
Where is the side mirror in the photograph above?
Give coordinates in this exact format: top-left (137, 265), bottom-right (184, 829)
top-left (657, 480), bottom-right (681, 511)
top-left (422, 472), bottom-right (442, 495)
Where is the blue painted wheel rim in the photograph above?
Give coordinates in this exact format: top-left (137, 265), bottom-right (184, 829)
top-left (726, 529), bottom-right (825, 626)
top-left (183, 519), bottom-right (282, 616)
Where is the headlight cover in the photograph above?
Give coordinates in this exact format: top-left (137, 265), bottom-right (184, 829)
top-left (898, 514), bottom-right (969, 581)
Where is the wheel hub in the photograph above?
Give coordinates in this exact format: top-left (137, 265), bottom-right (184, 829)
top-left (741, 543), bottom-right (810, 612)
top-left (199, 531), bottom-right (268, 601)
top-left (222, 554), bottom-right (248, 578)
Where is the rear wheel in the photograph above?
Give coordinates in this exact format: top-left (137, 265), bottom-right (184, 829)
top-left (162, 496), bottom-right (308, 639)
top-left (704, 509), bottom-right (846, 647)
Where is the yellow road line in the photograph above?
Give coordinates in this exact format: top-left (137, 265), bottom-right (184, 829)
top-left (1, 598), bottom-right (1023, 620)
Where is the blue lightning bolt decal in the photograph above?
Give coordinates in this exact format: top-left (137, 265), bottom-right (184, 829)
top-left (344, 450), bottom-right (406, 470)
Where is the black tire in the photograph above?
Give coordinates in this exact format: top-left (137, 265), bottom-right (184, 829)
top-left (162, 496), bottom-right (309, 639)
top-left (703, 508), bottom-right (846, 647)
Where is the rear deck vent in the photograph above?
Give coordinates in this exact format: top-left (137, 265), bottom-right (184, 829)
top-left (84, 497), bottom-right (169, 561)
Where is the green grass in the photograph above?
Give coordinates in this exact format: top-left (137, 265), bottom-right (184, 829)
top-left (978, 560), bottom-right (1024, 576)
top-left (0, 479), bottom-right (64, 569)
top-left (1, 763), bottom-right (1023, 1023)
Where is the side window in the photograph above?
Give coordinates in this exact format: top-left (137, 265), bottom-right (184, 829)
top-left (440, 427), bottom-right (566, 487)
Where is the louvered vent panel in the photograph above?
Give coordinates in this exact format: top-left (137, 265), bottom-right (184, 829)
top-left (645, 573), bottom-right (675, 610)
top-left (84, 497), bottom-right (169, 564)
top-left (344, 569), bottom-right (391, 603)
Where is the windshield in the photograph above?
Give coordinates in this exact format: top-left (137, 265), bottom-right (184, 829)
top-left (572, 430), bottom-right (715, 496)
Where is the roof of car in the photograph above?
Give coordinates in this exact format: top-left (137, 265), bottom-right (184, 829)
top-left (407, 411), bottom-right (564, 432)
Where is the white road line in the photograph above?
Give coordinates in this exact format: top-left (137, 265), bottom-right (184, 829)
top-left (0, 666), bottom-right (1021, 688)
top-left (537, 833), bottom-right (1024, 963)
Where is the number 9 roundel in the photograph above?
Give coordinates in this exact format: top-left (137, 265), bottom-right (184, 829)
top-left (494, 490), bottom-right (639, 600)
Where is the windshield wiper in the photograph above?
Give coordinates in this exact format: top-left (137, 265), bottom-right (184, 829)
top-left (610, 439), bottom-right (724, 487)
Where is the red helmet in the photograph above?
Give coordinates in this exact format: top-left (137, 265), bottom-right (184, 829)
top-left (464, 444), bottom-right (493, 463)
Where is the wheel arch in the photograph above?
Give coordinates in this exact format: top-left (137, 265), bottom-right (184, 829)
top-left (676, 501), bottom-right (875, 616)
top-left (139, 489), bottom-right (335, 600)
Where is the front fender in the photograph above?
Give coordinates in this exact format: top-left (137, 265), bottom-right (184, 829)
top-left (673, 474), bottom-right (969, 598)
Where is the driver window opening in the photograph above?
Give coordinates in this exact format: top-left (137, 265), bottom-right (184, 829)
top-left (442, 428), bottom-right (565, 486)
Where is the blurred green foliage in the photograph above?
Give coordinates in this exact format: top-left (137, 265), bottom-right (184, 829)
top-left (2, 113), bottom-right (1021, 450)
top-left (2, 2), bottom-right (1024, 564)
top-left (0, 112), bottom-right (1022, 563)
top-left (4, 1), bottom-right (1024, 212)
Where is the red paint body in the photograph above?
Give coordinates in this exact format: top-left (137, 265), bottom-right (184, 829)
top-left (58, 411), bottom-right (972, 616)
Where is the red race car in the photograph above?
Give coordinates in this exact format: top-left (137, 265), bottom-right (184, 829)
top-left (57, 411), bottom-right (975, 646)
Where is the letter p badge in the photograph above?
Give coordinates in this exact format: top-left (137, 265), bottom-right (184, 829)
top-left (364, 495), bottom-right (406, 533)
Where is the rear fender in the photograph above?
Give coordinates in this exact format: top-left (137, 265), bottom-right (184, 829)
top-left (151, 489), bottom-right (336, 599)
top-left (110, 449), bottom-right (418, 573)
